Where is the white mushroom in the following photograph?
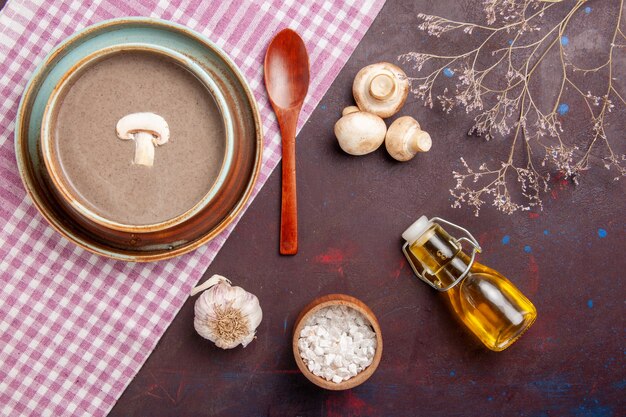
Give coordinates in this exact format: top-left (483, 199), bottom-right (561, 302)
top-left (385, 116), bottom-right (432, 162)
top-left (353, 62), bottom-right (409, 118)
top-left (334, 108), bottom-right (387, 156)
top-left (116, 112), bottom-right (170, 167)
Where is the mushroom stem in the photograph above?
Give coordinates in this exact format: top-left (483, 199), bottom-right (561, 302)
top-left (369, 73), bottom-right (396, 100)
top-left (408, 130), bottom-right (432, 153)
top-left (133, 132), bottom-right (156, 166)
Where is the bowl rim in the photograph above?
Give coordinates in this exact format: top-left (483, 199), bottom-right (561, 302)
top-left (292, 294), bottom-right (383, 391)
top-left (14, 17), bottom-right (263, 262)
top-left (40, 44), bottom-right (235, 233)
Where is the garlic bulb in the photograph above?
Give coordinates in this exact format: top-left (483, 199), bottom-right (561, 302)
top-left (191, 275), bottom-right (262, 349)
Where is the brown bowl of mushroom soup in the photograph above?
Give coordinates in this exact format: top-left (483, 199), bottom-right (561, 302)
top-left (17, 19), bottom-right (262, 262)
top-left (37, 38), bottom-right (261, 260)
top-left (42, 45), bottom-right (233, 232)
top-left (292, 294), bottom-right (383, 390)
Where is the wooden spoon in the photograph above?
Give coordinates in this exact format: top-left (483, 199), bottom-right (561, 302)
top-left (264, 29), bottom-right (310, 255)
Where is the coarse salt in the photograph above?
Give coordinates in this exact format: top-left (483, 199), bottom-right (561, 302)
top-left (298, 305), bottom-right (377, 384)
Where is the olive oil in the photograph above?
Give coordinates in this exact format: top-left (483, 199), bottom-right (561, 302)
top-left (403, 216), bottom-right (537, 351)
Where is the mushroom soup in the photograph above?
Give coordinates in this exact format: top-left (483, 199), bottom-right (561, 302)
top-left (53, 51), bottom-right (225, 225)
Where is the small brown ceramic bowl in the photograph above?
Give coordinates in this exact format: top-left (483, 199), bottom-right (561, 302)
top-left (292, 294), bottom-right (383, 390)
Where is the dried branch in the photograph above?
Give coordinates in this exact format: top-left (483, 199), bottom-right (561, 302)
top-left (400, 0), bottom-right (626, 215)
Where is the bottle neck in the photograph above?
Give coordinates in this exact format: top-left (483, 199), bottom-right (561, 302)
top-left (409, 224), bottom-right (472, 289)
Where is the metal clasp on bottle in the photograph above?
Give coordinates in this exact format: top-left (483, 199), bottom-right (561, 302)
top-left (402, 217), bottom-right (482, 292)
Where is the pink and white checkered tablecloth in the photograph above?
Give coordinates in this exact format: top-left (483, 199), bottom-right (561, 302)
top-left (0, 1), bottom-right (385, 415)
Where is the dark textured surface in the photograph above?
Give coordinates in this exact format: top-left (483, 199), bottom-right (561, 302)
top-left (108, 1), bottom-right (625, 416)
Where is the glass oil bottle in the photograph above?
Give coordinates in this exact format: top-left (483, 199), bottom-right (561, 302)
top-left (402, 216), bottom-right (537, 351)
